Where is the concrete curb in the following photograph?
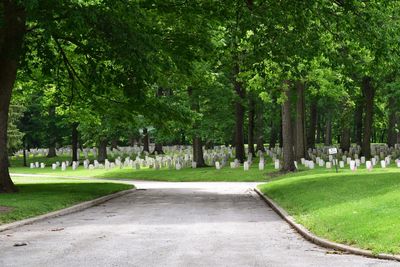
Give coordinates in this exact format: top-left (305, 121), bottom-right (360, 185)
top-left (254, 188), bottom-right (400, 262)
top-left (0, 188), bottom-right (135, 233)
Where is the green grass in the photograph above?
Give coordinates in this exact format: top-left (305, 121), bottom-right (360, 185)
top-left (10, 164), bottom-right (272, 182)
top-left (9, 154), bottom-right (278, 181)
top-left (0, 176), bottom-right (133, 225)
top-left (258, 168), bottom-right (400, 255)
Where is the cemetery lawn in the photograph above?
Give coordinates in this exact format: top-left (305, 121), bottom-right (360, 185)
top-left (0, 176), bottom-right (133, 225)
top-left (10, 165), bottom-right (272, 182)
top-left (259, 169), bottom-right (400, 255)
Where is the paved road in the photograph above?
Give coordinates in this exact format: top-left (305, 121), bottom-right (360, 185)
top-left (0, 181), bottom-right (398, 267)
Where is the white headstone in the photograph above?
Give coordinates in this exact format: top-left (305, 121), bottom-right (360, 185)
top-left (52, 163), bottom-right (57, 170)
top-left (274, 160), bottom-right (280, 170)
top-left (339, 161), bottom-right (345, 168)
top-left (350, 160), bottom-right (356, 171)
top-left (176, 163), bottom-right (182, 170)
top-left (380, 160), bottom-right (386, 168)
top-left (326, 162), bottom-right (332, 169)
top-left (244, 161), bottom-right (249, 171)
top-left (258, 162), bottom-right (264, 171)
top-left (61, 162), bottom-right (66, 171)
top-left (309, 161), bottom-right (315, 169)
top-left (366, 161), bottom-right (373, 171)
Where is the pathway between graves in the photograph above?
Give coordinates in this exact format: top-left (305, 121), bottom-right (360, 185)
top-left (0, 181), bottom-right (396, 267)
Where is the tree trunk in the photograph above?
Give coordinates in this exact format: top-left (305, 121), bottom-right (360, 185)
top-left (188, 87), bottom-right (207, 166)
top-left (46, 106), bottom-right (57, 158)
top-left (111, 139), bottom-right (118, 151)
top-left (98, 139), bottom-right (107, 163)
top-left (142, 128), bottom-right (150, 152)
top-left (387, 96), bottom-right (397, 147)
top-left (307, 98), bottom-right (317, 149)
top-left (340, 126), bottom-right (351, 152)
top-left (324, 116), bottom-right (332, 146)
top-left (361, 76), bottom-right (375, 159)
top-left (152, 143), bottom-right (164, 154)
top-left (295, 81), bottom-right (306, 160)
top-left (281, 83), bottom-right (296, 172)
top-left (354, 98), bottom-right (363, 146)
top-left (255, 99), bottom-right (265, 152)
top-left (193, 136), bottom-right (206, 167)
top-left (0, 2), bottom-right (26, 193)
top-left (248, 96), bottom-right (256, 157)
top-left (269, 121), bottom-right (278, 149)
top-left (233, 63), bottom-right (245, 163)
top-left (23, 146), bottom-right (27, 167)
top-left (72, 122), bottom-right (79, 162)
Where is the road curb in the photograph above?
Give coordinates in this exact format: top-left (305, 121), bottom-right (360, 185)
top-left (0, 188), bottom-right (135, 233)
top-left (254, 188), bottom-right (400, 262)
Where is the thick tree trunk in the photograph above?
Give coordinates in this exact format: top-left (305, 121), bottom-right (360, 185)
top-left (193, 137), bottom-right (206, 167)
top-left (307, 98), bottom-right (317, 149)
top-left (152, 143), bottom-right (164, 154)
top-left (255, 100), bottom-right (265, 152)
top-left (0, 2), bottom-right (26, 193)
top-left (233, 63), bottom-right (245, 163)
top-left (72, 122), bottom-right (79, 162)
top-left (248, 96), bottom-right (256, 157)
top-left (98, 139), bottom-right (107, 163)
top-left (281, 84), bottom-right (296, 172)
top-left (295, 81), bottom-right (306, 160)
top-left (142, 128), bottom-right (150, 152)
top-left (361, 77), bottom-right (375, 159)
top-left (387, 96), bottom-right (397, 147)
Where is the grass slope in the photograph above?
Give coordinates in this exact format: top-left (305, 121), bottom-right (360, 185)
top-left (258, 169), bottom-right (400, 254)
top-left (0, 176), bottom-right (133, 225)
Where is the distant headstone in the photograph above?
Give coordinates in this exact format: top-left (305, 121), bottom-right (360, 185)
top-left (366, 161), bottom-right (373, 171)
top-left (244, 161), bottom-right (249, 171)
top-left (339, 161), bottom-right (345, 168)
top-left (274, 160), bottom-right (280, 170)
top-left (258, 162), bottom-right (264, 171)
top-left (350, 160), bottom-right (356, 171)
top-left (380, 160), bottom-right (386, 168)
top-left (326, 162), bottom-right (332, 169)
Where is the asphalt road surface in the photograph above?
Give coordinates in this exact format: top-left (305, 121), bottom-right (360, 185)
top-left (0, 181), bottom-right (398, 267)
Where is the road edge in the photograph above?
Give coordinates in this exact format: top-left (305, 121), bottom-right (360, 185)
top-left (254, 188), bottom-right (400, 262)
top-left (0, 188), bottom-right (135, 232)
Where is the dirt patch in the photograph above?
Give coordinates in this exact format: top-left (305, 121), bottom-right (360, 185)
top-left (0, 206), bottom-right (14, 213)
